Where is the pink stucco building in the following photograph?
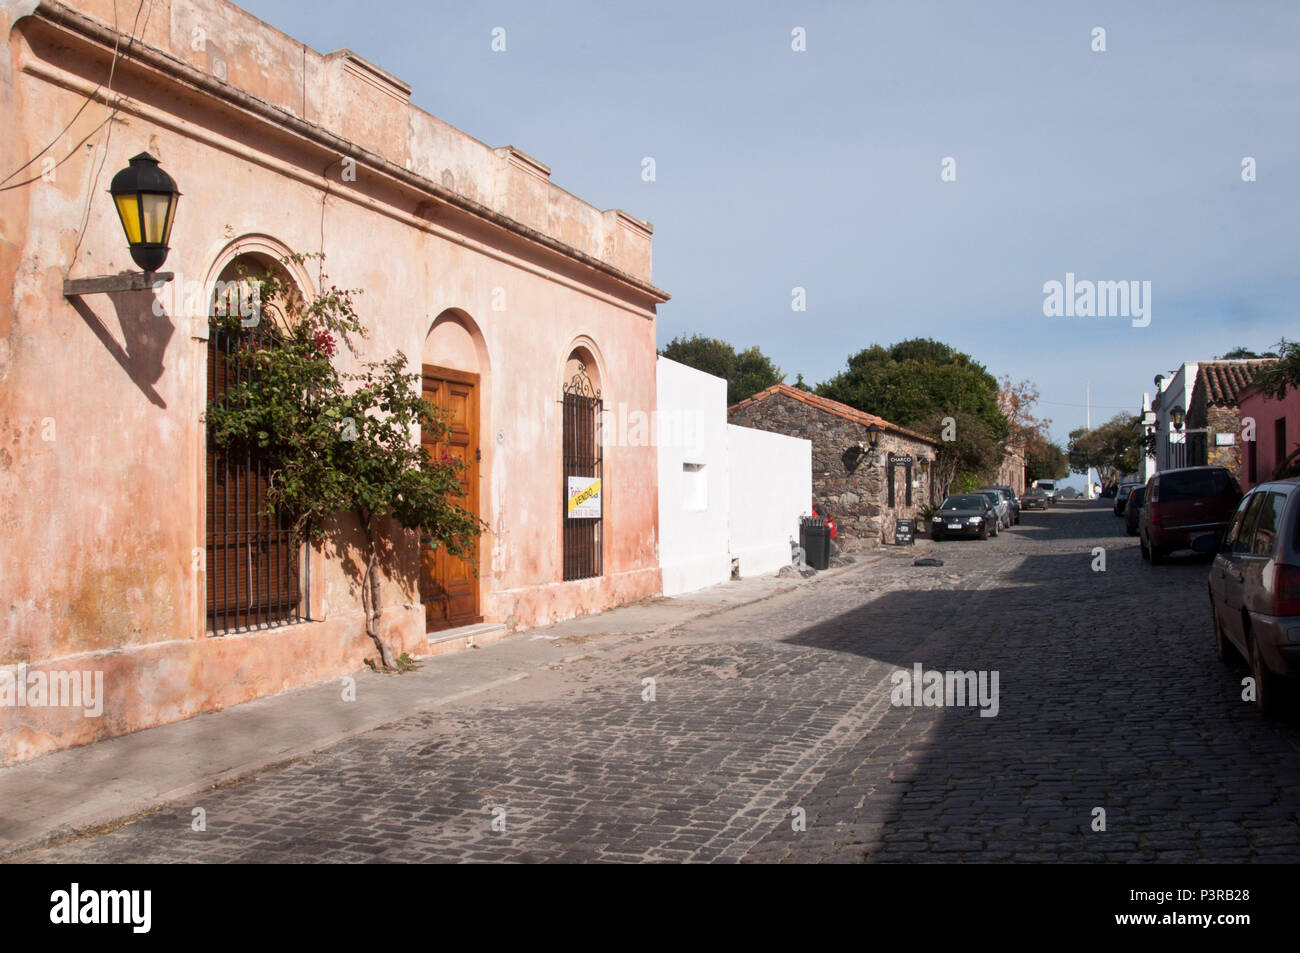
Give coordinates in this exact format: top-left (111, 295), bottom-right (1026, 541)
top-left (1239, 383), bottom-right (1300, 491)
top-left (0, 0), bottom-right (669, 761)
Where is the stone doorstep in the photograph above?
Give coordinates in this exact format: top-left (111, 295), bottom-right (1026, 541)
top-left (424, 622), bottom-right (509, 655)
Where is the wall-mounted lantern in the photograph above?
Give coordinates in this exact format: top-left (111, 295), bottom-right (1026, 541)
top-left (1170, 405), bottom-right (1186, 432)
top-left (64, 152), bottom-right (180, 296)
top-left (850, 422), bottom-right (883, 467)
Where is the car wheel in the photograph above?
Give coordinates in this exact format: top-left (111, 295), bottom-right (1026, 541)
top-left (1150, 543), bottom-right (1166, 565)
top-left (932, 529), bottom-right (943, 542)
top-left (1140, 536), bottom-right (1150, 561)
top-left (1014, 515), bottom-right (1020, 525)
top-left (978, 522), bottom-right (989, 540)
top-left (1248, 627), bottom-right (1284, 717)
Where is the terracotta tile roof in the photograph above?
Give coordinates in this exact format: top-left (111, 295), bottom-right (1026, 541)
top-left (1198, 360), bottom-right (1275, 408)
top-left (728, 384), bottom-right (940, 445)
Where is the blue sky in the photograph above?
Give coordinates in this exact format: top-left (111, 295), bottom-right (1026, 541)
top-left (242, 0), bottom-right (1300, 465)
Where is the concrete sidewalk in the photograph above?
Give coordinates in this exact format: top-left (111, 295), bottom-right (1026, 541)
top-left (0, 561), bottom-right (867, 859)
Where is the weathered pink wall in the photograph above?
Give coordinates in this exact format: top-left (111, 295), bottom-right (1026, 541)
top-left (0, 0), bottom-right (666, 762)
top-left (1240, 387), bottom-right (1300, 491)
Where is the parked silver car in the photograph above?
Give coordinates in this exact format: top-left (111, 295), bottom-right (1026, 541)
top-left (1203, 477), bottom-right (1300, 715)
top-left (979, 486), bottom-right (1019, 526)
top-left (977, 489), bottom-right (1011, 529)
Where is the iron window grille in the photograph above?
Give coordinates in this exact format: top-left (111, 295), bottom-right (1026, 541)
top-left (205, 315), bottom-right (306, 634)
top-left (562, 362), bottom-right (603, 581)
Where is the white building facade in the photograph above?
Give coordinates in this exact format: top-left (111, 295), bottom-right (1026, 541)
top-left (656, 358), bottom-right (811, 596)
top-left (1152, 363), bottom-right (1199, 472)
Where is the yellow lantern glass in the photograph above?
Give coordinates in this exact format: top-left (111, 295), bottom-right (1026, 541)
top-left (108, 152), bottom-right (180, 272)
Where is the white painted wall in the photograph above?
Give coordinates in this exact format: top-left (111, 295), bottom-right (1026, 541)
top-left (1139, 391), bottom-right (1157, 482)
top-left (1155, 362), bottom-right (1198, 472)
top-left (657, 358), bottom-right (731, 596)
top-left (656, 358), bottom-right (813, 594)
top-left (727, 423), bottom-right (812, 578)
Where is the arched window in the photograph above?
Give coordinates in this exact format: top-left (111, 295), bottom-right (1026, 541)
top-left (562, 353), bottom-right (603, 581)
top-left (205, 255), bottom-right (305, 633)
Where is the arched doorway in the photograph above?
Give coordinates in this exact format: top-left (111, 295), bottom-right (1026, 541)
top-left (421, 312), bottom-right (485, 632)
top-left (562, 347), bottom-right (603, 581)
top-left (204, 252), bottom-right (305, 633)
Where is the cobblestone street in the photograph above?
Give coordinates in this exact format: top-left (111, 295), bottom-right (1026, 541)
top-left (21, 501), bottom-right (1300, 863)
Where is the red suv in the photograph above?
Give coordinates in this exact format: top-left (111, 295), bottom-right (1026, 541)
top-left (1140, 466), bottom-right (1241, 564)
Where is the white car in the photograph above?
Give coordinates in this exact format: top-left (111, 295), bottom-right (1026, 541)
top-left (1034, 480), bottom-right (1058, 504)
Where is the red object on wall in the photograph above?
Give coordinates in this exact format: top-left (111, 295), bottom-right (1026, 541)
top-left (812, 501), bottom-right (838, 539)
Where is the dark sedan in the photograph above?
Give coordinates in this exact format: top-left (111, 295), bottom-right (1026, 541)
top-left (1021, 488), bottom-right (1049, 510)
top-left (1124, 485), bottom-right (1145, 536)
top-left (1113, 482), bottom-right (1142, 516)
top-left (931, 494), bottom-right (999, 540)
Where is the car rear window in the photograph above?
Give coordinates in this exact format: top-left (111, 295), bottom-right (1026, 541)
top-left (1294, 493), bottom-right (1300, 552)
top-left (1159, 468), bottom-right (1236, 501)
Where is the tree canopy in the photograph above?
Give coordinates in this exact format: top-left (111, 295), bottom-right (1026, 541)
top-left (660, 334), bottom-right (784, 406)
top-left (916, 409), bottom-right (1004, 498)
top-left (999, 376), bottom-right (1051, 448)
top-left (1251, 338), bottom-right (1299, 401)
top-left (1067, 413), bottom-right (1142, 487)
top-left (1218, 346), bottom-right (1278, 360)
top-left (1024, 435), bottom-right (1069, 482)
top-left (998, 376), bottom-right (1065, 481)
top-left (817, 338), bottom-right (1008, 442)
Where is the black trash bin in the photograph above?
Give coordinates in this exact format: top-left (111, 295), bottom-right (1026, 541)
top-left (800, 516), bottom-right (830, 570)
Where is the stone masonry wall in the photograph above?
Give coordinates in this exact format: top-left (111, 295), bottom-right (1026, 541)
top-left (728, 393), bottom-right (937, 548)
top-left (1206, 405), bottom-right (1244, 478)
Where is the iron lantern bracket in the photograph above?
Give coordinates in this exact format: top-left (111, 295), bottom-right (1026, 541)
top-left (63, 270), bottom-right (174, 297)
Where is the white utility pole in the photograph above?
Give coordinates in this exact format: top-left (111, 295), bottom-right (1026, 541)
top-left (1085, 383), bottom-right (1095, 500)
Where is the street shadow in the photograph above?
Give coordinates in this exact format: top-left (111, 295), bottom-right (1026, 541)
top-left (1002, 505), bottom-right (1135, 542)
top-left (70, 291), bottom-right (172, 408)
top-left (766, 546), bottom-right (1300, 861)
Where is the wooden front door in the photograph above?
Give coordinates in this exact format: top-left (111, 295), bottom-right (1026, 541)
top-left (420, 365), bottom-right (482, 632)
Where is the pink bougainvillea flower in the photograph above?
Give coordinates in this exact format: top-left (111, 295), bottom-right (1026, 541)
top-left (311, 330), bottom-right (336, 356)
